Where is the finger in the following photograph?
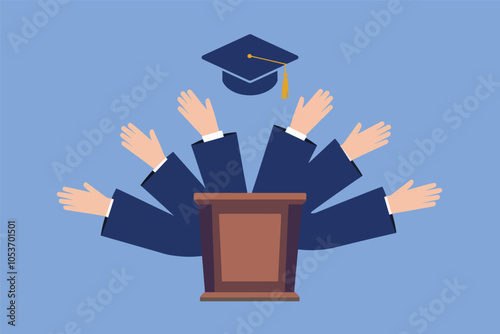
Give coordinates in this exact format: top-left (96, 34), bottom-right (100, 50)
top-left (311, 89), bottom-right (323, 101)
top-left (121, 126), bottom-right (135, 137)
top-left (373, 139), bottom-right (389, 149)
top-left (376, 124), bottom-right (391, 133)
top-left (205, 98), bottom-right (213, 112)
top-left (57, 192), bottom-right (73, 199)
top-left (62, 187), bottom-right (85, 195)
top-left (296, 96), bottom-right (305, 110)
top-left (370, 121), bottom-right (385, 131)
top-left (400, 179), bottom-right (414, 191)
top-left (320, 90), bottom-right (330, 100)
top-left (177, 96), bottom-right (189, 110)
top-left (59, 198), bottom-right (73, 205)
top-left (424, 195), bottom-right (441, 202)
top-left (180, 91), bottom-right (191, 103)
top-left (426, 187), bottom-right (443, 196)
top-left (149, 129), bottom-right (158, 142)
top-left (414, 183), bottom-right (437, 191)
top-left (377, 131), bottom-right (391, 141)
top-left (321, 95), bottom-right (333, 108)
top-left (63, 205), bottom-right (82, 212)
top-left (187, 90), bottom-right (201, 104)
top-left (121, 141), bottom-right (136, 154)
top-left (121, 126), bottom-right (134, 136)
top-left (316, 105), bottom-right (333, 124)
top-left (83, 182), bottom-right (97, 193)
top-left (127, 123), bottom-right (140, 134)
top-left (322, 104), bottom-right (333, 115)
top-left (351, 122), bottom-right (362, 135)
top-left (420, 202), bottom-right (437, 209)
top-left (178, 106), bottom-right (189, 118)
top-left (120, 132), bottom-right (133, 142)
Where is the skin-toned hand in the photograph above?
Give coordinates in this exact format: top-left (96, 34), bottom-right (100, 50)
top-left (341, 121), bottom-right (391, 161)
top-left (177, 90), bottom-right (219, 136)
top-left (386, 180), bottom-right (442, 214)
top-left (120, 123), bottom-right (166, 169)
top-left (57, 183), bottom-right (112, 217)
top-left (289, 89), bottom-right (333, 135)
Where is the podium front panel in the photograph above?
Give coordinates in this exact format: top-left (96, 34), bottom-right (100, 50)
top-left (219, 214), bottom-right (281, 282)
top-left (211, 201), bottom-right (289, 292)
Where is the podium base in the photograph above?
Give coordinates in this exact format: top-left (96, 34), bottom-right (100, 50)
top-left (200, 292), bottom-right (299, 301)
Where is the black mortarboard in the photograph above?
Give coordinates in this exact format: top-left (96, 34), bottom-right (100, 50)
top-left (202, 34), bottom-right (299, 99)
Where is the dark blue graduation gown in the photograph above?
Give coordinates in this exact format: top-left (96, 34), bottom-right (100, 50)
top-left (253, 126), bottom-right (396, 250)
top-left (101, 133), bottom-right (246, 257)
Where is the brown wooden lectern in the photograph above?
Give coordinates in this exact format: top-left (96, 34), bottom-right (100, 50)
top-left (194, 193), bottom-right (306, 301)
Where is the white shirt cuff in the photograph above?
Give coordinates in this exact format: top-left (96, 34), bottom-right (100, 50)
top-left (105, 199), bottom-right (114, 218)
top-left (153, 157), bottom-right (168, 172)
top-left (384, 196), bottom-right (393, 215)
top-left (343, 149), bottom-right (353, 161)
top-left (202, 130), bottom-right (224, 142)
top-left (285, 127), bottom-right (307, 141)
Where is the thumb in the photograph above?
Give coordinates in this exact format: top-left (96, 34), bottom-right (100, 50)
top-left (352, 122), bottom-right (362, 134)
top-left (296, 97), bottom-right (305, 110)
top-left (149, 129), bottom-right (158, 142)
top-left (205, 98), bottom-right (213, 112)
top-left (83, 182), bottom-right (98, 193)
top-left (399, 179), bottom-right (414, 192)
top-left (346, 123), bottom-right (362, 140)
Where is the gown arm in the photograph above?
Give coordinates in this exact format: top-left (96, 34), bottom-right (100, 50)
top-left (101, 189), bottom-right (201, 257)
top-left (253, 126), bottom-right (316, 193)
top-left (141, 152), bottom-right (204, 221)
top-left (192, 133), bottom-right (247, 193)
top-left (298, 187), bottom-right (396, 250)
top-left (303, 139), bottom-right (362, 213)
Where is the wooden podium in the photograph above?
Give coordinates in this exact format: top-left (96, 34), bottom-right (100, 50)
top-left (194, 193), bottom-right (306, 301)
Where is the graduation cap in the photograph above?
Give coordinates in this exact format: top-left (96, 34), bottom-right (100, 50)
top-left (202, 34), bottom-right (299, 99)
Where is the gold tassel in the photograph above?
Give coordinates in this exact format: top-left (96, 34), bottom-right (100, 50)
top-left (248, 54), bottom-right (289, 99)
top-left (281, 66), bottom-right (289, 99)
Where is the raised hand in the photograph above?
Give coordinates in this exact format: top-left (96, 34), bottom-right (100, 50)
top-left (341, 121), bottom-right (391, 160)
top-left (289, 89), bottom-right (333, 135)
top-left (386, 180), bottom-right (442, 214)
top-left (177, 90), bottom-right (219, 136)
top-left (120, 123), bottom-right (166, 169)
top-left (57, 183), bottom-right (112, 216)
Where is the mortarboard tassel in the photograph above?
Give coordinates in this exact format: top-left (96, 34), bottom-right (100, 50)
top-left (248, 54), bottom-right (289, 99)
top-left (281, 66), bottom-right (289, 99)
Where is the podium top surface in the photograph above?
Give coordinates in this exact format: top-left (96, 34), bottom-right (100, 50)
top-left (194, 193), bottom-right (306, 204)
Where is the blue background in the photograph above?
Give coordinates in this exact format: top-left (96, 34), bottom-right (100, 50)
top-left (1, 1), bottom-right (499, 333)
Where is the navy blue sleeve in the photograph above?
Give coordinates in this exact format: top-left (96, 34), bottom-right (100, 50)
top-left (253, 126), bottom-right (316, 193)
top-left (304, 139), bottom-right (362, 213)
top-left (298, 187), bottom-right (396, 250)
top-left (141, 152), bottom-right (203, 225)
top-left (253, 126), bottom-right (361, 213)
top-left (192, 133), bottom-right (247, 193)
top-left (101, 189), bottom-right (201, 257)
